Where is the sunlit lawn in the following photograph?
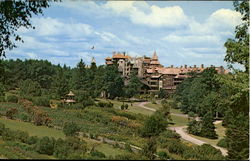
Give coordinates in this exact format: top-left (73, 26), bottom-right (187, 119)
top-left (169, 114), bottom-right (189, 127)
top-left (144, 103), bottom-right (161, 110)
top-left (0, 118), bottom-right (65, 139)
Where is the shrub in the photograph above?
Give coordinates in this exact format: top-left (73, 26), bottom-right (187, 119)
top-left (167, 140), bottom-right (186, 155)
top-left (33, 96), bottom-right (50, 107)
top-left (0, 96), bottom-right (5, 102)
top-left (187, 120), bottom-right (202, 136)
top-left (36, 136), bottom-right (55, 155)
top-left (124, 104), bottom-right (128, 110)
top-left (120, 104), bottom-right (125, 110)
top-left (63, 122), bottom-right (80, 136)
top-left (90, 150), bottom-right (106, 158)
top-left (217, 138), bottom-right (228, 148)
top-left (157, 151), bottom-right (170, 160)
top-left (19, 112), bottom-right (31, 122)
top-left (15, 130), bottom-right (29, 143)
top-left (5, 95), bottom-right (18, 103)
top-left (5, 108), bottom-right (18, 119)
top-left (2, 128), bottom-right (15, 141)
top-left (0, 123), bottom-right (5, 135)
top-left (27, 136), bottom-right (39, 145)
top-left (125, 143), bottom-right (132, 152)
top-left (33, 110), bottom-right (52, 126)
top-left (97, 101), bottom-right (113, 108)
top-left (82, 98), bottom-right (95, 107)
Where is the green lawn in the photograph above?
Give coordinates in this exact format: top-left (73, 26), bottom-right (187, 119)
top-left (169, 114), bottom-right (189, 127)
top-left (187, 122), bottom-right (226, 146)
top-left (0, 118), bottom-right (65, 139)
top-left (126, 105), bottom-right (154, 116)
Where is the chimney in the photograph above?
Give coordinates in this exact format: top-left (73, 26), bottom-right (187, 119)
top-left (184, 65), bottom-right (187, 69)
top-left (194, 65), bottom-right (196, 68)
top-left (201, 64), bottom-right (204, 68)
top-left (171, 65), bottom-right (173, 68)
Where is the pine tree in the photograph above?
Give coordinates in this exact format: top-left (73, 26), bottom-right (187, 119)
top-left (200, 111), bottom-right (218, 139)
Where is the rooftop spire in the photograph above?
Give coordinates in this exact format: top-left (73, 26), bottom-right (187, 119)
top-left (152, 50), bottom-right (158, 60)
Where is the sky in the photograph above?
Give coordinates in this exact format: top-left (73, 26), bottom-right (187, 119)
top-left (6, 0), bottom-right (243, 69)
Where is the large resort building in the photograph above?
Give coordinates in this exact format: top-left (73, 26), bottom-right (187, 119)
top-left (105, 51), bottom-right (229, 94)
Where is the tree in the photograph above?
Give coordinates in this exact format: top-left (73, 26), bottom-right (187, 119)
top-left (224, 0), bottom-right (249, 73)
top-left (0, 1), bottom-right (60, 57)
top-left (20, 79), bottom-right (41, 97)
top-left (125, 71), bottom-right (143, 98)
top-left (63, 122), bottom-right (80, 136)
top-left (200, 111), bottom-right (218, 139)
top-left (141, 113), bottom-right (166, 137)
top-left (226, 113), bottom-right (249, 160)
top-left (71, 59), bottom-right (86, 90)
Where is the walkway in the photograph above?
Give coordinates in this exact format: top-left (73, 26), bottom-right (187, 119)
top-left (134, 101), bottom-right (227, 156)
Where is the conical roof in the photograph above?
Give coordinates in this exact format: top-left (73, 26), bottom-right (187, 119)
top-left (67, 91), bottom-right (75, 96)
top-left (152, 51), bottom-right (158, 60)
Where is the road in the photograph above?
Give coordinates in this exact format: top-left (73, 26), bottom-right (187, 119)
top-left (134, 101), bottom-right (227, 156)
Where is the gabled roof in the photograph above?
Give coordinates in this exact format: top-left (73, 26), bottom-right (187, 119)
top-left (112, 53), bottom-right (130, 59)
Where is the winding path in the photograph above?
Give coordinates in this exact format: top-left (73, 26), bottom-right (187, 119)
top-left (134, 101), bottom-right (227, 156)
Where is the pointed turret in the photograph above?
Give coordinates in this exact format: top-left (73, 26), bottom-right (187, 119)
top-left (152, 51), bottom-right (158, 60)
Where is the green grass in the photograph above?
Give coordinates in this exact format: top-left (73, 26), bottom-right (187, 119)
top-left (127, 105), bottom-right (154, 116)
top-left (187, 122), bottom-right (226, 146)
top-left (0, 118), bottom-right (65, 139)
top-left (170, 108), bottom-right (183, 115)
top-left (169, 115), bottom-right (189, 127)
top-left (95, 144), bottom-right (129, 157)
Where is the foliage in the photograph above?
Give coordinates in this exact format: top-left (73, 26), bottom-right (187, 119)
top-left (63, 122), bottom-right (80, 136)
top-left (0, 1), bottom-right (52, 57)
top-left (166, 139), bottom-right (186, 155)
top-left (90, 150), bottom-right (106, 158)
top-left (140, 113), bottom-right (166, 137)
top-left (32, 96), bottom-right (50, 107)
top-left (125, 71), bottom-right (143, 98)
top-left (97, 101), bottom-right (113, 108)
top-left (158, 88), bottom-right (168, 99)
top-left (5, 94), bottom-right (18, 103)
top-left (217, 138), bottom-right (228, 148)
top-left (141, 137), bottom-right (157, 160)
top-left (6, 108), bottom-right (18, 119)
top-left (224, 0), bottom-right (249, 72)
top-left (187, 120), bottom-right (202, 136)
top-left (35, 136), bottom-right (55, 155)
top-left (19, 79), bottom-right (42, 97)
top-left (200, 111), bottom-right (218, 139)
top-left (157, 151), bottom-right (170, 160)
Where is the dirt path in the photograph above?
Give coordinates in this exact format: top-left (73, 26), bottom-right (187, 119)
top-left (168, 126), bottom-right (227, 156)
top-left (135, 101), bottom-right (227, 156)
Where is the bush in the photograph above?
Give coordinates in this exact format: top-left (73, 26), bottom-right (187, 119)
top-left (159, 130), bottom-right (181, 140)
top-left (19, 79), bottom-right (41, 97)
top-left (82, 98), bottom-right (95, 107)
top-left (0, 96), bottom-right (5, 102)
top-left (19, 112), bottom-right (31, 122)
top-left (5, 108), bottom-right (18, 119)
top-left (125, 143), bottom-right (132, 152)
top-left (90, 150), bottom-right (106, 158)
top-left (217, 138), bottom-right (228, 148)
top-left (157, 151), bottom-right (170, 160)
top-left (124, 104), bottom-right (128, 110)
top-left (5, 95), bottom-right (18, 103)
top-left (15, 130), bottom-right (29, 143)
top-left (36, 136), bottom-right (55, 155)
top-left (97, 101), bottom-right (113, 108)
top-left (120, 104), bottom-right (125, 110)
top-left (0, 123), bottom-right (5, 135)
top-left (63, 122), bottom-right (80, 136)
top-left (27, 136), bottom-right (39, 145)
top-left (2, 128), bottom-right (15, 141)
top-left (33, 96), bottom-right (50, 107)
top-left (167, 140), bottom-right (186, 155)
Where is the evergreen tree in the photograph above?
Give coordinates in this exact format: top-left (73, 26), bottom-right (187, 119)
top-left (200, 112), bottom-right (217, 139)
top-left (72, 59), bottom-right (86, 90)
top-left (226, 113), bottom-right (249, 160)
top-left (125, 71), bottom-right (143, 98)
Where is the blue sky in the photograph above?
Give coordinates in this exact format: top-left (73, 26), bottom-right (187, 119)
top-left (6, 0), bottom-right (243, 69)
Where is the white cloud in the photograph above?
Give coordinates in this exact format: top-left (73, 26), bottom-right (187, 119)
top-left (30, 17), bottom-right (93, 37)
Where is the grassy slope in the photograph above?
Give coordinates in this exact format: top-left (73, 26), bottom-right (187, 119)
top-left (0, 118), bottom-right (65, 139)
